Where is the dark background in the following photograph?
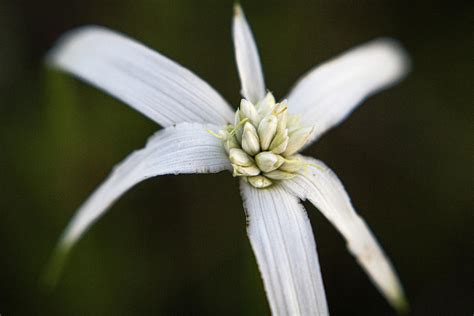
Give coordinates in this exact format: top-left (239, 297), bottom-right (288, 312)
top-left (0, 0), bottom-right (472, 315)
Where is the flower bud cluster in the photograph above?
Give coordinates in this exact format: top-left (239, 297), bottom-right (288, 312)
top-left (219, 93), bottom-right (314, 189)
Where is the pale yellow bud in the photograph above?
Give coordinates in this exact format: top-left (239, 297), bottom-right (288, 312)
top-left (279, 156), bottom-right (304, 172)
top-left (263, 170), bottom-right (297, 180)
top-left (239, 99), bottom-right (260, 126)
top-left (234, 109), bottom-right (244, 142)
top-left (241, 122), bottom-right (261, 155)
top-left (234, 109), bottom-right (241, 126)
top-left (286, 115), bottom-right (301, 133)
top-left (229, 148), bottom-right (253, 166)
top-left (256, 92), bottom-right (276, 117)
top-left (273, 100), bottom-right (287, 115)
top-left (232, 164), bottom-right (260, 176)
top-left (248, 175), bottom-right (273, 188)
top-left (223, 135), bottom-right (239, 153)
top-left (255, 151), bottom-right (284, 173)
top-left (283, 126), bottom-right (314, 156)
top-left (269, 129), bottom-right (289, 154)
top-left (274, 100), bottom-right (288, 132)
top-left (257, 115), bottom-right (278, 150)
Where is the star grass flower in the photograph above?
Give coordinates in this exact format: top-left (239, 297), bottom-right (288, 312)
top-left (47, 5), bottom-right (410, 315)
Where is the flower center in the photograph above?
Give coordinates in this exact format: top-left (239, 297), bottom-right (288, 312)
top-left (215, 92), bottom-right (314, 189)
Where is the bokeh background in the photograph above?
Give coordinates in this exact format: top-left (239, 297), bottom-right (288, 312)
top-left (0, 0), bottom-right (472, 315)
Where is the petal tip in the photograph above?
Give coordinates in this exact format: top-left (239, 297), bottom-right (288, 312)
top-left (233, 3), bottom-right (243, 16)
top-left (46, 25), bottom-right (106, 67)
top-left (393, 293), bottom-right (410, 315)
top-left (41, 240), bottom-right (73, 292)
top-left (373, 37), bottom-right (412, 79)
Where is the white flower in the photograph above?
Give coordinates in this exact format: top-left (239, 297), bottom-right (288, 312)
top-left (47, 4), bottom-right (410, 315)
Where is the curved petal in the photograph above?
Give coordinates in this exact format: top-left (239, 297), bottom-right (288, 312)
top-left (48, 26), bottom-right (234, 127)
top-left (287, 39), bottom-right (410, 142)
top-left (240, 181), bottom-right (328, 315)
top-left (48, 123), bottom-right (231, 284)
top-left (232, 4), bottom-right (266, 104)
top-left (281, 157), bottom-right (407, 312)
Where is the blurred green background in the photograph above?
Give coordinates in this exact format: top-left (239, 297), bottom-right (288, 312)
top-left (0, 0), bottom-right (472, 315)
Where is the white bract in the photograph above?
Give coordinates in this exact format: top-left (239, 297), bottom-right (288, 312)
top-left (47, 5), bottom-right (410, 315)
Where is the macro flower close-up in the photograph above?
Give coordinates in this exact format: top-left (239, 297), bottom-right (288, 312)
top-left (1, 1), bottom-right (472, 316)
top-left (45, 5), bottom-right (410, 315)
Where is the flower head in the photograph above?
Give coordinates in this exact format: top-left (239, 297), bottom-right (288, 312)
top-left (46, 4), bottom-right (410, 315)
top-left (215, 93), bottom-right (313, 188)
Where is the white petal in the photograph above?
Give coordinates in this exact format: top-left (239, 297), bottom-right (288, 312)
top-left (56, 122), bottom-right (231, 262)
top-left (287, 39), bottom-right (410, 142)
top-left (48, 26), bottom-right (234, 127)
top-left (240, 181), bottom-right (329, 315)
top-left (281, 157), bottom-right (407, 311)
top-left (232, 4), bottom-right (266, 104)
